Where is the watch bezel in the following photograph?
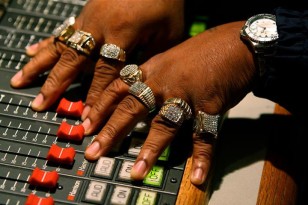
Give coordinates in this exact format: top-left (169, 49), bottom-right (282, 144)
top-left (241, 13), bottom-right (279, 45)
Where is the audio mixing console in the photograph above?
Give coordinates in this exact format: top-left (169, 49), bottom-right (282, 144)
top-left (0, 1), bottom-right (189, 204)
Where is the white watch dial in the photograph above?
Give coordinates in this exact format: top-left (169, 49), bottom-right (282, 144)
top-left (245, 15), bottom-right (278, 43)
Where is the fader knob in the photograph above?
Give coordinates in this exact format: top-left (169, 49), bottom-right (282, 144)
top-left (28, 167), bottom-right (59, 189)
top-left (46, 144), bottom-right (76, 165)
top-left (25, 194), bottom-right (54, 205)
top-left (56, 98), bottom-right (84, 118)
top-left (57, 121), bottom-right (85, 141)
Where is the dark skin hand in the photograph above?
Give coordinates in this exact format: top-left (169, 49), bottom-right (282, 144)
top-left (10, 0), bottom-right (185, 118)
top-left (82, 21), bottom-right (258, 185)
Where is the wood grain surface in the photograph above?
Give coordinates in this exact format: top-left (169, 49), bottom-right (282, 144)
top-left (176, 157), bottom-right (211, 205)
top-left (176, 105), bottom-right (306, 205)
top-left (257, 104), bottom-right (306, 205)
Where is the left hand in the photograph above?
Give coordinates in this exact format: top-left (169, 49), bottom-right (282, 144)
top-left (10, 0), bottom-right (185, 113)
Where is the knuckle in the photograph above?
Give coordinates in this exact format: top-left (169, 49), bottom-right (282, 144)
top-left (151, 115), bottom-right (178, 135)
top-left (53, 41), bottom-right (67, 56)
top-left (43, 73), bottom-right (62, 91)
top-left (117, 96), bottom-right (145, 116)
top-left (101, 124), bottom-right (118, 143)
top-left (59, 49), bottom-right (80, 66)
top-left (91, 99), bottom-right (108, 115)
top-left (193, 140), bottom-right (213, 161)
top-left (141, 141), bottom-right (161, 157)
top-left (86, 88), bottom-right (102, 106)
top-left (106, 79), bottom-right (126, 94)
top-left (95, 59), bottom-right (122, 74)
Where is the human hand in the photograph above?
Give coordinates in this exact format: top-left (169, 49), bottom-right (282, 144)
top-left (82, 21), bottom-right (258, 185)
top-left (10, 0), bottom-right (185, 113)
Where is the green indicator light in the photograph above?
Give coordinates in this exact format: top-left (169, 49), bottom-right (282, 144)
top-left (189, 15), bottom-right (208, 36)
top-left (190, 21), bottom-right (206, 36)
top-left (143, 165), bottom-right (164, 187)
top-left (158, 146), bottom-right (170, 161)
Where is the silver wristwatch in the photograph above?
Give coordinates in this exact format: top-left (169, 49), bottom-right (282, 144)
top-left (240, 13), bottom-right (279, 76)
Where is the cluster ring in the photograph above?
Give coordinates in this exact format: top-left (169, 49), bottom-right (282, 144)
top-left (52, 16), bottom-right (76, 43)
top-left (193, 111), bottom-right (220, 138)
top-left (100, 43), bottom-right (126, 62)
top-left (163, 98), bottom-right (192, 120)
top-left (159, 98), bottom-right (192, 126)
top-left (128, 81), bottom-right (156, 113)
top-left (120, 64), bottom-right (142, 86)
top-left (66, 30), bottom-right (96, 56)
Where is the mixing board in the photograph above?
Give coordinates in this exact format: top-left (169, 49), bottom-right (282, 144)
top-left (0, 1), bottom-right (191, 204)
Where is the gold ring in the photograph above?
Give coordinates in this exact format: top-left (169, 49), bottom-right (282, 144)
top-left (163, 98), bottom-right (192, 120)
top-left (100, 43), bottom-right (126, 62)
top-left (193, 111), bottom-right (220, 138)
top-left (159, 98), bottom-right (192, 126)
top-left (66, 30), bottom-right (96, 56)
top-left (120, 64), bottom-right (142, 86)
top-left (128, 81), bottom-right (156, 112)
top-left (159, 103), bottom-right (186, 126)
top-left (52, 16), bottom-right (75, 43)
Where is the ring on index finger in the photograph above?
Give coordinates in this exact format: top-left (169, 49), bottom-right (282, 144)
top-left (120, 64), bottom-right (142, 86)
top-left (66, 30), bottom-right (96, 56)
top-left (159, 98), bottom-right (192, 126)
top-left (128, 81), bottom-right (156, 113)
top-left (52, 16), bottom-right (76, 43)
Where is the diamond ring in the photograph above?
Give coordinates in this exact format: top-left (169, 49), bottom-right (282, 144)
top-left (66, 30), bottom-right (96, 56)
top-left (100, 43), bottom-right (126, 62)
top-left (52, 16), bottom-right (75, 43)
top-left (159, 98), bottom-right (192, 126)
top-left (193, 111), bottom-right (220, 138)
top-left (120, 64), bottom-right (143, 86)
top-left (159, 104), bottom-right (186, 126)
top-left (163, 98), bottom-right (192, 120)
top-left (128, 81), bottom-right (156, 113)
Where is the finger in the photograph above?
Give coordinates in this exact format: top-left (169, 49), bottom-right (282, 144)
top-left (31, 47), bottom-right (92, 111)
top-left (82, 78), bottom-right (130, 135)
top-left (84, 95), bottom-right (149, 160)
top-left (130, 114), bottom-right (180, 180)
top-left (82, 35), bottom-right (136, 119)
top-left (190, 133), bottom-right (215, 186)
top-left (81, 58), bottom-right (124, 120)
top-left (26, 37), bottom-right (55, 57)
top-left (10, 41), bottom-right (65, 88)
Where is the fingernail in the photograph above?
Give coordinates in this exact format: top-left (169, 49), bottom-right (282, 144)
top-left (192, 167), bottom-right (205, 184)
top-left (10, 70), bottom-right (23, 86)
top-left (131, 160), bottom-right (147, 179)
top-left (31, 93), bottom-right (44, 109)
top-left (81, 105), bottom-right (91, 121)
top-left (25, 43), bottom-right (39, 55)
top-left (85, 141), bottom-right (100, 157)
top-left (82, 118), bottom-right (91, 134)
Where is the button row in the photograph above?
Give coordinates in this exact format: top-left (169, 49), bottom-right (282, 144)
top-left (84, 180), bottom-right (157, 205)
top-left (94, 157), bottom-right (165, 188)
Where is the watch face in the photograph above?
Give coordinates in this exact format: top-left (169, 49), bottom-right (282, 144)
top-left (244, 14), bottom-right (278, 43)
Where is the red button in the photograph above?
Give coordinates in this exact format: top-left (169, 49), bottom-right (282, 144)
top-left (56, 98), bottom-right (84, 118)
top-left (57, 121), bottom-right (85, 141)
top-left (25, 194), bottom-right (54, 205)
top-left (28, 167), bottom-right (59, 188)
top-left (47, 144), bottom-right (76, 165)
